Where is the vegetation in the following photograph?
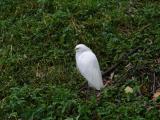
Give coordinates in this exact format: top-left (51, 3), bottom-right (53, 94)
top-left (0, 0), bottom-right (160, 119)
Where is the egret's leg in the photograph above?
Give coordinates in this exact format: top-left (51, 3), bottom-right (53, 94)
top-left (96, 90), bottom-right (101, 101)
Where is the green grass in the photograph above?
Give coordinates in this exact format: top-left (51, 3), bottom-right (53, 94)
top-left (0, 0), bottom-right (160, 119)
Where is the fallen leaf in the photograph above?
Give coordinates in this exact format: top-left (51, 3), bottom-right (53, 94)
top-left (103, 72), bottom-right (114, 87)
top-left (125, 63), bottom-right (133, 71)
top-left (155, 58), bottom-right (160, 64)
top-left (125, 86), bottom-right (133, 94)
top-left (152, 89), bottom-right (160, 101)
top-left (109, 72), bottom-right (115, 80)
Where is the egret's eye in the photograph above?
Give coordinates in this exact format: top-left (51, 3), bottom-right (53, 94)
top-left (75, 47), bottom-right (79, 50)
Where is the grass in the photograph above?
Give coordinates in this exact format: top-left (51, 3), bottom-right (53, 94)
top-left (0, 0), bottom-right (160, 119)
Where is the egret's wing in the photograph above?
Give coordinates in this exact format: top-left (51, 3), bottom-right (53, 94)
top-left (76, 51), bottom-right (104, 90)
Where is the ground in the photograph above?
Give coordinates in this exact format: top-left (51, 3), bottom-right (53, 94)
top-left (0, 0), bottom-right (160, 119)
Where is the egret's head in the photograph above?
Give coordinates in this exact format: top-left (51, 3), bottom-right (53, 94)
top-left (75, 44), bottom-right (90, 53)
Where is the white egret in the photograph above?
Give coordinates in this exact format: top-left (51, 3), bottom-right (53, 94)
top-left (75, 44), bottom-right (104, 90)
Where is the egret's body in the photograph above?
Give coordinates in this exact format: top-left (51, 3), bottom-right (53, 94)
top-left (75, 44), bottom-right (104, 90)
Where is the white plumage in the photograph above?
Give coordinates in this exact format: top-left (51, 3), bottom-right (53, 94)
top-left (75, 44), bottom-right (104, 90)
